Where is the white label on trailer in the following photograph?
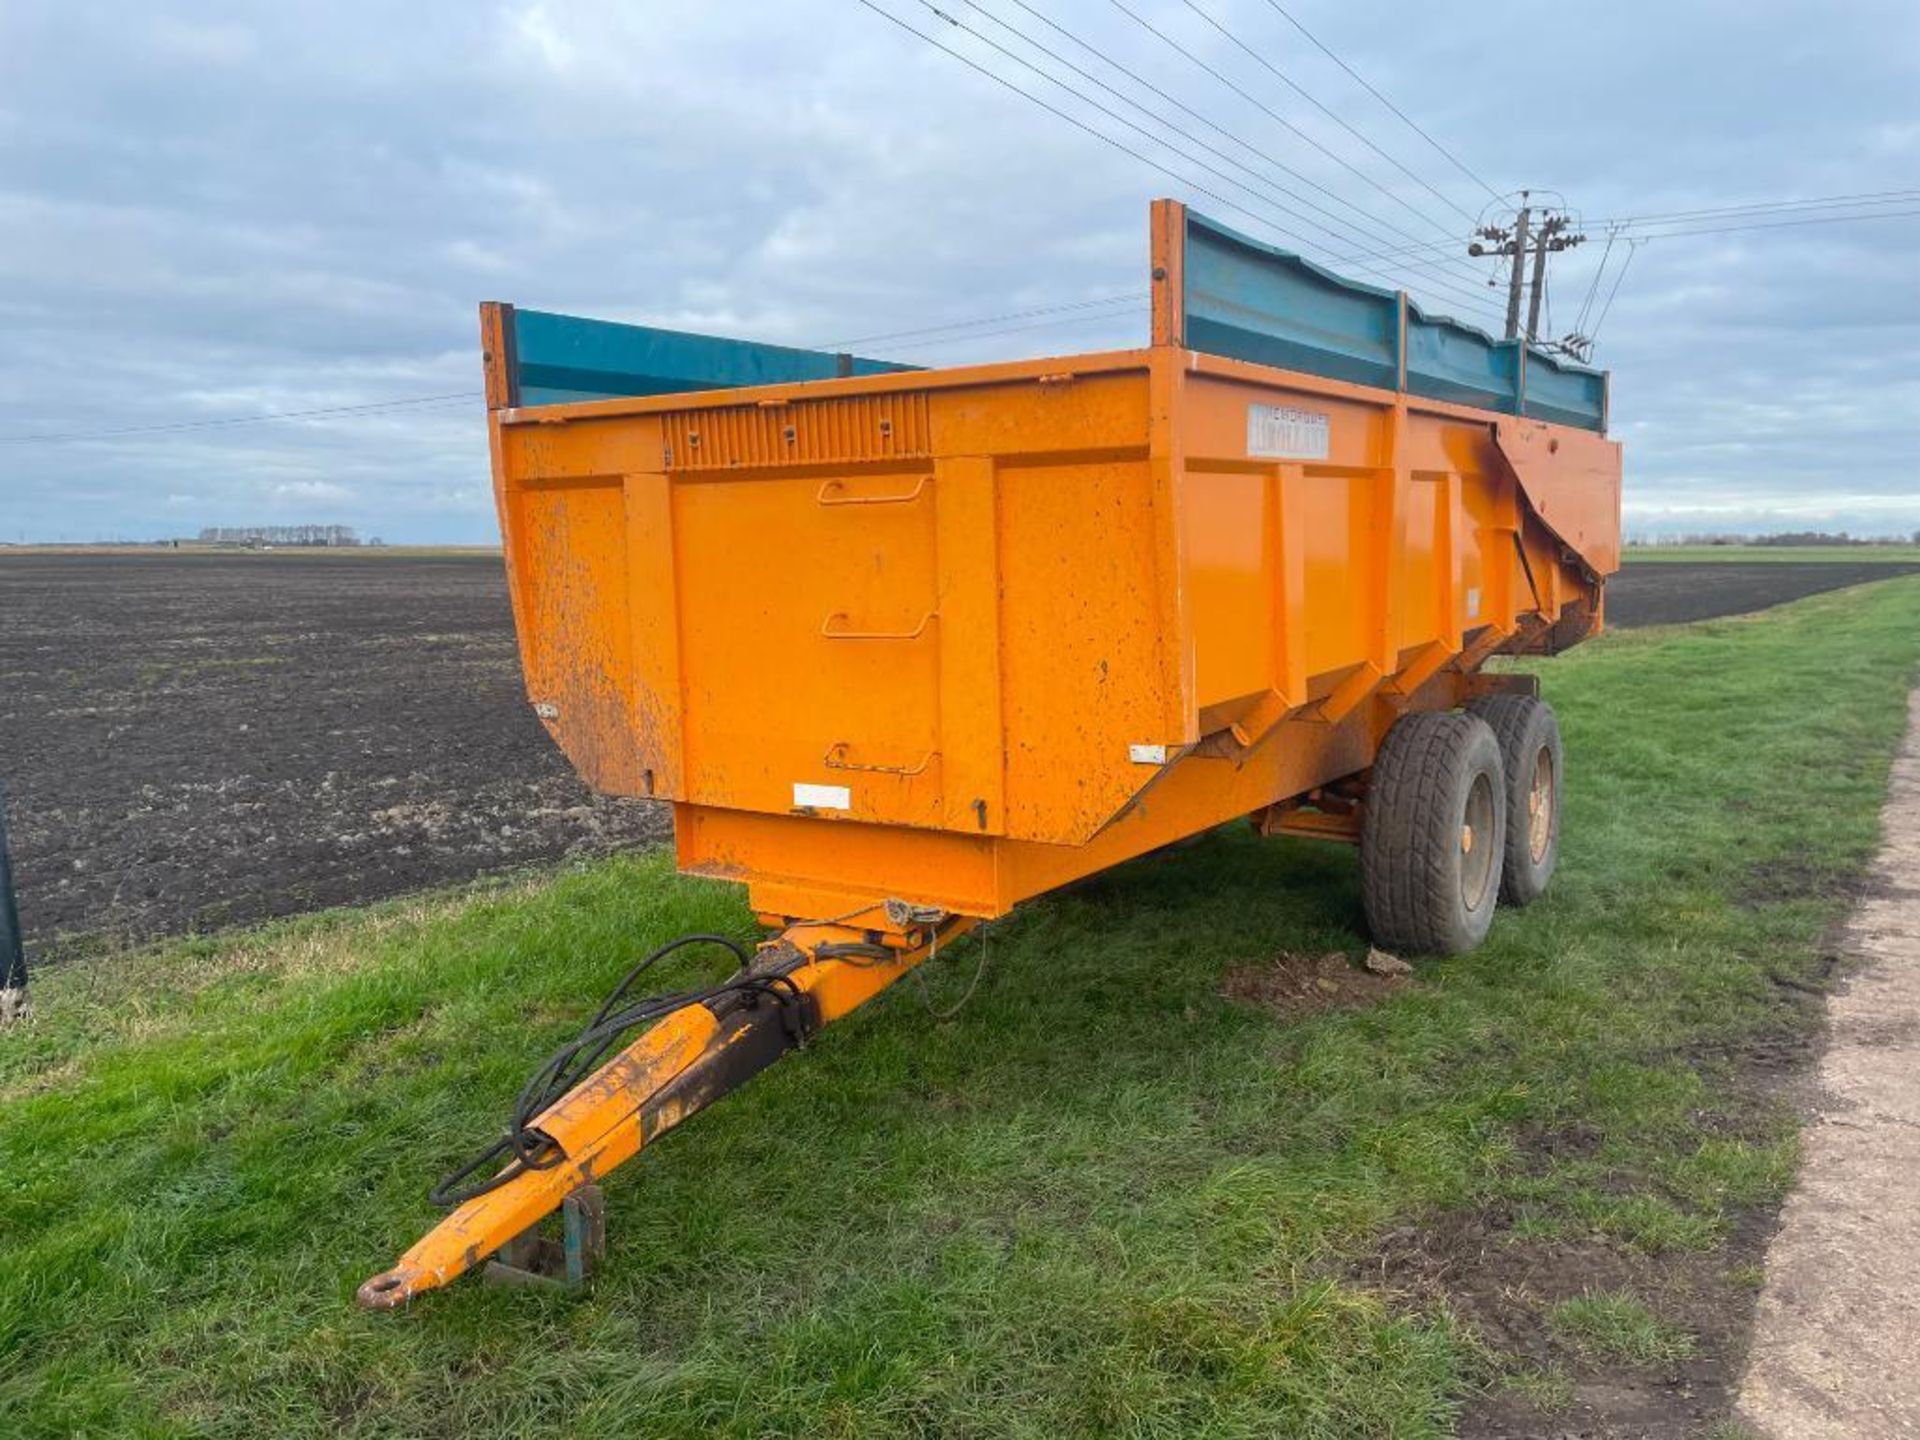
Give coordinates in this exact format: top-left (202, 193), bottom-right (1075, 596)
top-left (1246, 404), bottom-right (1330, 460)
top-left (1129, 743), bottom-right (1169, 765)
top-left (1466, 586), bottom-right (1482, 619)
top-left (793, 782), bottom-right (851, 811)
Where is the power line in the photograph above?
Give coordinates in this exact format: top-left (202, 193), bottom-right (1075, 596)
top-left (1573, 225), bottom-right (1619, 336)
top-left (68, 192), bottom-right (1891, 451)
top-left (0, 299), bottom-right (1152, 451)
top-left (955, 0), bottom-right (1492, 294)
top-left (0, 391), bottom-right (481, 447)
top-left (1175, 0), bottom-right (1479, 227)
top-left (994, 0), bottom-right (1390, 239)
top-left (1588, 239), bottom-right (1640, 345)
top-left (856, 0), bottom-right (1505, 322)
top-left (1104, 0), bottom-right (1462, 245)
top-left (890, 1), bottom-right (1365, 275)
top-left (1518, 200), bottom-right (1920, 357)
top-left (1625, 206), bottom-right (1920, 242)
top-left (819, 291), bottom-right (1142, 349)
top-left (1598, 189), bottom-right (1920, 228)
top-left (1255, 0), bottom-right (1503, 203)
top-left (939, 1), bottom-right (1402, 263)
top-left (875, 300), bottom-right (1150, 352)
top-left (910, 0), bottom-right (1497, 311)
top-left (16, 0), bottom-right (1586, 455)
top-left (1317, 190), bottom-right (1920, 266)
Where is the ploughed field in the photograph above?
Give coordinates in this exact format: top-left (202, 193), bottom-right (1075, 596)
top-left (0, 549), bottom-right (1906, 960)
top-left (1606, 559), bottom-right (1920, 628)
top-left (0, 551), bottom-right (666, 959)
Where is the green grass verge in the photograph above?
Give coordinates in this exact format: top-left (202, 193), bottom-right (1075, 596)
top-left (1624, 544), bottom-right (1920, 564)
top-left (1549, 1293), bottom-right (1694, 1366)
top-left (4, 577), bottom-right (1919, 1438)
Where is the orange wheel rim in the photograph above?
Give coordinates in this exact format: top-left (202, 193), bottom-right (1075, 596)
top-left (1527, 747), bottom-right (1555, 865)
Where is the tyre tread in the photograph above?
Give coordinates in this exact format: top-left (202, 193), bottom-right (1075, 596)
top-left (1361, 711), bottom-right (1506, 954)
top-left (1466, 694), bottom-right (1562, 906)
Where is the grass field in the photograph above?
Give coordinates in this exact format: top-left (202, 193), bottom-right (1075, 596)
top-left (5, 577), bottom-right (1920, 1438)
top-left (1624, 544), bottom-right (1920, 564)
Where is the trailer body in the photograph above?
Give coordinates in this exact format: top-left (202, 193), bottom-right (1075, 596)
top-left (362, 200), bottom-right (1621, 1307)
top-left (487, 202), bottom-right (1619, 928)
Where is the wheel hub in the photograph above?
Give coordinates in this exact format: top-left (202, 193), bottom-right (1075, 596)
top-left (1527, 747), bottom-right (1555, 865)
top-left (1460, 772), bottom-right (1496, 912)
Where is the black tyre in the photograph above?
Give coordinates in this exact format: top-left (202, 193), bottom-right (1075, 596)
top-left (1361, 711), bottom-right (1507, 955)
top-left (1467, 694), bottom-right (1563, 906)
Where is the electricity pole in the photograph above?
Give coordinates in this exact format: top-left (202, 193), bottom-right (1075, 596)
top-left (1526, 214), bottom-right (1567, 342)
top-left (1470, 191), bottom-right (1585, 343)
top-left (1503, 195), bottom-right (1531, 340)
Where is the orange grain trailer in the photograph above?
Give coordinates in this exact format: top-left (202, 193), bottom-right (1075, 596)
top-left (359, 202), bottom-right (1620, 1306)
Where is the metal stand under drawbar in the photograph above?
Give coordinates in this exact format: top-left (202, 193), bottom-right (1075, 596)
top-left (482, 1186), bottom-right (607, 1292)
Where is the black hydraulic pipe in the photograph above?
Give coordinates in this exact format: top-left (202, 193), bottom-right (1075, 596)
top-left (0, 782), bottom-right (27, 1020)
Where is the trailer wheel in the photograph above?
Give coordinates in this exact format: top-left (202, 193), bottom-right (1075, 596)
top-left (1467, 695), bottom-right (1562, 906)
top-left (1361, 712), bottom-right (1507, 955)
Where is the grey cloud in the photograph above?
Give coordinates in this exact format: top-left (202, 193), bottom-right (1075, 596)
top-left (1, 0), bottom-right (1916, 542)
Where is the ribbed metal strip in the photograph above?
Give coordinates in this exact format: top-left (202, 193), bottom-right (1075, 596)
top-left (662, 392), bottom-right (932, 470)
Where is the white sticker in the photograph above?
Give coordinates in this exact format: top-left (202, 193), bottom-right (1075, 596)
top-left (1466, 586), bottom-right (1482, 619)
top-left (793, 782), bottom-right (851, 811)
top-left (1247, 403), bottom-right (1330, 460)
top-left (1128, 743), bottom-right (1169, 765)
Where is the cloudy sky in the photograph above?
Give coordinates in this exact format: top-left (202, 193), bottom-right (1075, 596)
top-left (3, 0), bottom-right (1916, 543)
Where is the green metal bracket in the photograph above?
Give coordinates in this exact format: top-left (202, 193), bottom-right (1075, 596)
top-left (482, 1185), bottom-right (607, 1293)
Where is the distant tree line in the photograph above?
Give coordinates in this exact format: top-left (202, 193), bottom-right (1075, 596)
top-left (1628, 530), bottom-right (1920, 548)
top-left (198, 525), bottom-right (359, 547)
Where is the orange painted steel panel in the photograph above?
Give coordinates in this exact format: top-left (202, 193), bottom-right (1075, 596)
top-left (1495, 419), bottom-right (1623, 576)
top-left (490, 211), bottom-right (1619, 934)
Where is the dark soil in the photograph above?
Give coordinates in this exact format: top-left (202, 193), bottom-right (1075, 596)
top-left (1225, 934), bottom-right (1814, 1435)
top-left (0, 551), bottom-right (667, 960)
top-left (1378, 1206), bottom-right (1780, 1438)
top-left (1607, 561), bottom-right (1920, 629)
top-left (1220, 947), bottom-right (1410, 1018)
top-left (1425, 897), bottom-right (1837, 1438)
top-left (1735, 854), bottom-right (1858, 910)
